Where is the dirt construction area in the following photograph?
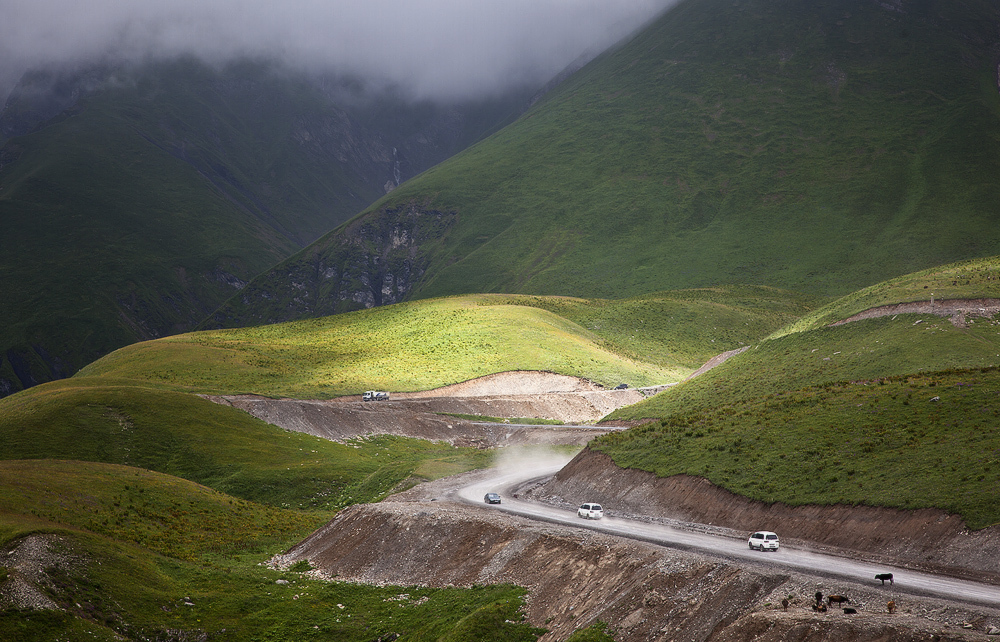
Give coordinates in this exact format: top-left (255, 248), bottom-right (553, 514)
top-left (204, 369), bottom-right (1000, 641)
top-left (207, 371), bottom-right (662, 447)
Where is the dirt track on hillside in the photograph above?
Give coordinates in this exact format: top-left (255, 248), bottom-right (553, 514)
top-left (206, 371), bottom-right (655, 447)
top-left (829, 298), bottom-right (1000, 328)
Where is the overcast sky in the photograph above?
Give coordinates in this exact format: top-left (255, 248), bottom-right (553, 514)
top-left (1, 0), bottom-right (677, 103)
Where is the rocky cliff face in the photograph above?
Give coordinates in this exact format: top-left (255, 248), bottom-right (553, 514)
top-left (205, 201), bottom-right (457, 327)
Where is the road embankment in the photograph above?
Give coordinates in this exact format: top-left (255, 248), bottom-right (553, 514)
top-left (531, 449), bottom-right (1000, 585)
top-left (275, 494), bottom-right (997, 642)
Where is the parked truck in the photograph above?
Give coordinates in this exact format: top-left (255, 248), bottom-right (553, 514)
top-left (362, 391), bottom-right (389, 401)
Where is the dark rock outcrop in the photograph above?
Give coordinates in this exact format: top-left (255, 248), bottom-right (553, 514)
top-left (205, 201), bottom-right (457, 328)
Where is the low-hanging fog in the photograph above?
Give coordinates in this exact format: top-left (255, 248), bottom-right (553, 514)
top-left (1, 0), bottom-right (677, 104)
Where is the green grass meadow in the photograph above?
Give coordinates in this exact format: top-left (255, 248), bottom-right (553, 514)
top-left (773, 255), bottom-right (1000, 338)
top-left (0, 379), bottom-right (493, 511)
top-left (0, 380), bottom-right (548, 640)
top-left (601, 257), bottom-right (1000, 529)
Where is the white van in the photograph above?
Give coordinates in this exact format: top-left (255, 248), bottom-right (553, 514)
top-left (748, 531), bottom-right (779, 551)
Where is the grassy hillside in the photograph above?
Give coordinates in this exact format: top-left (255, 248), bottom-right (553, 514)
top-left (0, 379), bottom-right (491, 510)
top-left (600, 257), bottom-right (1000, 528)
top-left (223, 0), bottom-right (1000, 320)
top-left (78, 289), bottom-right (818, 398)
top-left (0, 461), bottom-right (542, 641)
top-left (773, 255), bottom-right (1000, 338)
top-left (612, 256), bottom-right (1000, 418)
top-left (0, 57), bottom-right (529, 397)
top-left (595, 366), bottom-right (1000, 529)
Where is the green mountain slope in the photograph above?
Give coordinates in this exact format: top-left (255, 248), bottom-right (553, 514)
top-left (611, 255), bottom-right (1000, 419)
top-left (213, 0), bottom-right (1000, 327)
top-left (0, 58), bottom-right (529, 397)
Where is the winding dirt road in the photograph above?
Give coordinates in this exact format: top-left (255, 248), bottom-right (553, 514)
top-left (454, 461), bottom-right (1000, 609)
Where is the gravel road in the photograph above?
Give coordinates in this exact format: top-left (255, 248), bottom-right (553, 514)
top-left (452, 461), bottom-right (1000, 609)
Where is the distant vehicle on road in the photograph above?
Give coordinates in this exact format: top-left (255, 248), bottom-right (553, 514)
top-left (362, 391), bottom-right (389, 401)
top-left (613, 383), bottom-right (629, 390)
top-left (484, 493), bottom-right (502, 504)
top-left (577, 503), bottom-right (604, 519)
top-left (748, 530), bottom-right (780, 551)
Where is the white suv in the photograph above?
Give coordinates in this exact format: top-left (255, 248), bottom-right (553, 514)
top-left (577, 503), bottom-right (604, 519)
top-left (748, 531), bottom-right (779, 551)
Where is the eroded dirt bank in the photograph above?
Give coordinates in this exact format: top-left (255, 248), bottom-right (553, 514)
top-left (531, 449), bottom-right (1000, 584)
top-left (206, 371), bottom-right (651, 446)
top-left (276, 497), bottom-right (997, 642)
top-left (830, 299), bottom-right (1000, 328)
top-left (208, 394), bottom-right (613, 447)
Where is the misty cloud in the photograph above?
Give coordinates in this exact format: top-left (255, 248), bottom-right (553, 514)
top-left (1, 0), bottom-right (676, 103)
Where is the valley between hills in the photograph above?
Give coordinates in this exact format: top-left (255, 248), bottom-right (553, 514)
top-left (3, 0), bottom-right (1000, 639)
top-left (208, 313), bottom-right (1000, 642)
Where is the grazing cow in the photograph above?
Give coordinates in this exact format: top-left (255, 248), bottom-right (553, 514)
top-left (812, 603), bottom-right (828, 612)
top-left (782, 598), bottom-right (789, 611)
top-left (827, 595), bottom-right (851, 606)
top-left (875, 573), bottom-right (894, 585)
top-left (815, 591), bottom-right (823, 605)
top-left (887, 600), bottom-right (897, 614)
top-left (843, 607), bottom-right (857, 614)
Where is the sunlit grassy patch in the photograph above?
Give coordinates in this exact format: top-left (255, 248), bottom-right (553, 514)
top-left (0, 514), bottom-right (540, 642)
top-left (78, 290), bottom-right (816, 399)
top-left (0, 460), bottom-right (325, 563)
top-left (772, 255), bottom-right (1000, 339)
top-left (612, 312), bottom-right (1000, 420)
